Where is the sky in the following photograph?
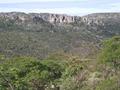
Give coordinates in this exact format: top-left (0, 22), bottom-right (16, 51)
top-left (0, 0), bottom-right (120, 16)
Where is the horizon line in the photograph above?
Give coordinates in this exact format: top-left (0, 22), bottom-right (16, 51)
top-left (0, 11), bottom-right (120, 16)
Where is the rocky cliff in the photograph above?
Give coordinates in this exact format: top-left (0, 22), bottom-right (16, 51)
top-left (1, 12), bottom-right (120, 27)
top-left (0, 12), bottom-right (81, 24)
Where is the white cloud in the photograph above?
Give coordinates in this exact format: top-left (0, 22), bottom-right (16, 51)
top-left (0, 0), bottom-right (86, 3)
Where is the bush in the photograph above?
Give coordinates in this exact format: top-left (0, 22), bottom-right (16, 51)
top-left (98, 36), bottom-right (120, 70)
top-left (0, 56), bottom-right (66, 90)
top-left (96, 77), bottom-right (120, 90)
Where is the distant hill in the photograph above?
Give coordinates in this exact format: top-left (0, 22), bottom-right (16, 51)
top-left (0, 12), bottom-right (120, 58)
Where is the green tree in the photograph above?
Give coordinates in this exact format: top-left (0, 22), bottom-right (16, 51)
top-left (98, 36), bottom-right (120, 70)
top-left (0, 56), bottom-right (66, 90)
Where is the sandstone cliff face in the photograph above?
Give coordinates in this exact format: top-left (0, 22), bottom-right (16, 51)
top-left (29, 13), bottom-right (81, 23)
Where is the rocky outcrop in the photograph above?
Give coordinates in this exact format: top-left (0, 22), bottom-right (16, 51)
top-left (0, 12), bottom-right (81, 24)
top-left (29, 13), bottom-right (81, 23)
top-left (49, 14), bottom-right (74, 23)
top-left (82, 13), bottom-right (120, 25)
top-left (0, 12), bottom-right (120, 26)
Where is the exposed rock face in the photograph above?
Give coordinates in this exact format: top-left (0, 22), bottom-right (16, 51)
top-left (29, 13), bottom-right (80, 23)
top-left (1, 12), bottom-right (120, 25)
top-left (0, 12), bottom-right (120, 35)
top-left (49, 14), bottom-right (73, 23)
top-left (0, 12), bottom-right (81, 24)
top-left (82, 13), bottom-right (120, 25)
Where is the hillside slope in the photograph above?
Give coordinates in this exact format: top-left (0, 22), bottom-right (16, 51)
top-left (0, 12), bottom-right (120, 58)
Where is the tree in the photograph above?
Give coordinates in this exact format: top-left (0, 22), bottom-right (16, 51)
top-left (98, 36), bottom-right (120, 70)
top-left (0, 56), bottom-right (66, 90)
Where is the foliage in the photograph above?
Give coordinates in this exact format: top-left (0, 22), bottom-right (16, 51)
top-left (0, 53), bottom-right (89, 90)
top-left (0, 56), bottom-right (66, 90)
top-left (0, 36), bottom-right (120, 90)
top-left (98, 36), bottom-right (120, 69)
top-left (0, 12), bottom-right (110, 59)
top-left (96, 77), bottom-right (120, 90)
top-left (0, 12), bottom-right (120, 90)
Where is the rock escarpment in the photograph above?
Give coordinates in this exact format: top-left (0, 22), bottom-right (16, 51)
top-left (1, 12), bottom-right (120, 25)
top-left (0, 12), bottom-right (81, 24)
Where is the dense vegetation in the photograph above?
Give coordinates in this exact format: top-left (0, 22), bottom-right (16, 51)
top-left (0, 36), bottom-right (120, 90)
top-left (0, 14), bottom-right (98, 59)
